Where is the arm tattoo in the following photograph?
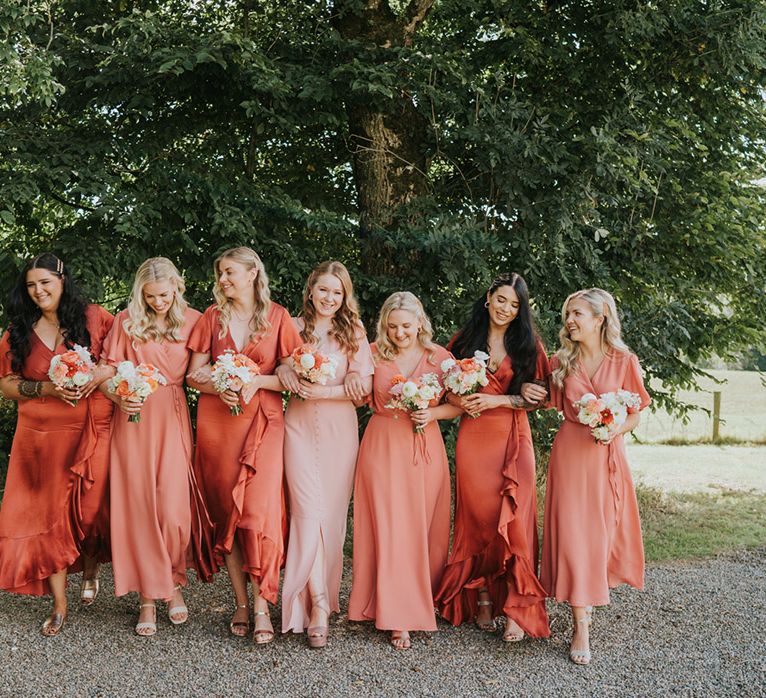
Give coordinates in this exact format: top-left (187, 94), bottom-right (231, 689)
top-left (18, 380), bottom-right (42, 398)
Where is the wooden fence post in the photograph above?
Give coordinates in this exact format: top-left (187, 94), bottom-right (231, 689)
top-left (712, 391), bottom-right (721, 442)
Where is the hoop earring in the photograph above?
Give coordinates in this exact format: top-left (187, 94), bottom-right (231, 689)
top-left (484, 301), bottom-right (490, 308)
top-left (308, 293), bottom-right (313, 300)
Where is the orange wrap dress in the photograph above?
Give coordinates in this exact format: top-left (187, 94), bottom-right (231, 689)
top-left (348, 345), bottom-right (452, 632)
top-left (188, 303), bottom-right (301, 604)
top-left (282, 319), bottom-right (374, 633)
top-left (435, 342), bottom-right (551, 637)
top-left (105, 308), bottom-right (216, 599)
top-left (541, 351), bottom-right (651, 607)
top-left (0, 305), bottom-right (114, 595)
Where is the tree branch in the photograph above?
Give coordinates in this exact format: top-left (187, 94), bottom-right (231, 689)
top-left (402, 0), bottom-right (435, 37)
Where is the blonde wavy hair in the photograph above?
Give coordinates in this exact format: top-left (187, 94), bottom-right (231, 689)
top-left (213, 247), bottom-right (271, 341)
top-left (124, 257), bottom-right (188, 343)
top-left (374, 291), bottom-right (437, 362)
top-left (300, 261), bottom-right (361, 356)
top-left (552, 287), bottom-right (629, 387)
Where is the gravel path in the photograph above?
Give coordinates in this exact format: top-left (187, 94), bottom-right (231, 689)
top-left (1, 549), bottom-right (764, 697)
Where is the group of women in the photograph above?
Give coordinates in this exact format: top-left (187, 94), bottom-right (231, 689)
top-left (0, 247), bottom-right (650, 666)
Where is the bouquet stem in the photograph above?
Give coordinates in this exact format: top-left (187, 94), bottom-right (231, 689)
top-left (230, 404), bottom-right (243, 416)
top-left (128, 413), bottom-right (141, 423)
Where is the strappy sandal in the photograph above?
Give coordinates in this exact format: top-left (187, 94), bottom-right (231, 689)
top-left (476, 596), bottom-right (495, 632)
top-left (390, 630), bottom-right (411, 650)
top-left (168, 585), bottom-right (188, 625)
top-left (253, 609), bottom-right (274, 645)
top-left (569, 614), bottom-right (591, 665)
top-left (80, 578), bottom-right (100, 607)
top-left (502, 616), bottom-right (525, 642)
top-left (41, 611), bottom-right (66, 637)
top-left (229, 603), bottom-right (250, 637)
top-left (135, 603), bottom-right (157, 637)
top-left (307, 593), bottom-right (330, 649)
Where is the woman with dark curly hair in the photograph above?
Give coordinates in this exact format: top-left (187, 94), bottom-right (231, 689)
top-left (0, 253), bottom-right (114, 635)
top-left (434, 273), bottom-right (551, 643)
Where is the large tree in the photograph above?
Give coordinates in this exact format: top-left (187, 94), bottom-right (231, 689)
top-left (1, 0), bottom-right (765, 415)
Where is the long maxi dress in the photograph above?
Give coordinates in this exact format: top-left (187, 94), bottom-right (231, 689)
top-left (541, 350), bottom-right (651, 607)
top-left (348, 344), bottom-right (452, 632)
top-left (188, 303), bottom-right (302, 605)
top-left (105, 308), bottom-right (216, 599)
top-left (281, 319), bottom-right (374, 633)
top-left (435, 342), bottom-right (551, 637)
top-left (0, 305), bottom-right (114, 595)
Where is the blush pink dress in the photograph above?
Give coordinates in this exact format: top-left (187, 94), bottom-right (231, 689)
top-left (541, 350), bottom-right (651, 607)
top-left (281, 319), bottom-right (374, 633)
top-left (105, 308), bottom-right (216, 599)
top-left (348, 345), bottom-right (452, 632)
top-left (188, 303), bottom-right (302, 604)
top-left (435, 340), bottom-right (550, 637)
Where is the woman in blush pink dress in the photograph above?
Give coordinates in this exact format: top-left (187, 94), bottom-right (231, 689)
top-left (102, 258), bottom-right (215, 636)
top-left (541, 288), bottom-right (651, 665)
top-left (348, 292), bottom-right (460, 651)
top-left (186, 247), bottom-right (301, 646)
top-left (0, 253), bottom-right (114, 635)
top-left (279, 261), bottom-right (374, 648)
top-left (434, 274), bottom-right (550, 643)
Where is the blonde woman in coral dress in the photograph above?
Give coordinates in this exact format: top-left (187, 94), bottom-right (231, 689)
top-left (435, 274), bottom-right (550, 642)
top-left (0, 253), bottom-right (114, 635)
top-left (187, 247), bottom-right (301, 645)
top-left (541, 288), bottom-right (651, 665)
top-left (279, 261), bottom-right (374, 648)
top-left (102, 258), bottom-right (215, 636)
top-left (348, 291), bottom-right (459, 650)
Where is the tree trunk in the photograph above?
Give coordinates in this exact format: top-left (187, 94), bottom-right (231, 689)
top-left (332, 0), bottom-right (435, 277)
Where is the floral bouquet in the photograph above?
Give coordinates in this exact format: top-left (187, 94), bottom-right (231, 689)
top-left (441, 350), bottom-right (490, 396)
top-left (290, 345), bottom-right (338, 399)
top-left (108, 361), bottom-right (167, 422)
top-left (211, 349), bottom-right (260, 415)
top-left (48, 344), bottom-right (95, 406)
top-left (573, 390), bottom-right (643, 443)
top-left (386, 372), bottom-right (442, 433)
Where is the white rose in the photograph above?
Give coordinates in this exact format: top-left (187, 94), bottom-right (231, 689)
top-left (299, 353), bottom-right (316, 370)
top-left (474, 350), bottom-right (490, 363)
top-left (441, 358), bottom-right (456, 372)
top-left (73, 372), bottom-right (92, 387)
top-left (402, 381), bottom-right (418, 398)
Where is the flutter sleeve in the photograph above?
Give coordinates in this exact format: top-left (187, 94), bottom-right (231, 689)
top-left (87, 305), bottom-right (115, 361)
top-left (0, 331), bottom-right (13, 377)
top-left (534, 339), bottom-right (551, 382)
top-left (348, 324), bottom-right (375, 377)
top-left (102, 310), bottom-right (131, 366)
top-left (624, 352), bottom-right (652, 411)
top-left (276, 306), bottom-right (303, 359)
top-left (187, 306), bottom-right (216, 355)
top-left (546, 355), bottom-right (565, 413)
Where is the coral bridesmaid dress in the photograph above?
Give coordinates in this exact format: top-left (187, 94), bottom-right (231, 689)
top-left (105, 308), bottom-right (216, 599)
top-left (0, 305), bottom-right (114, 595)
top-left (541, 351), bottom-right (651, 607)
top-left (281, 319), bottom-right (374, 633)
top-left (348, 345), bottom-right (452, 632)
top-left (188, 303), bottom-right (301, 604)
top-left (435, 342), bottom-right (550, 637)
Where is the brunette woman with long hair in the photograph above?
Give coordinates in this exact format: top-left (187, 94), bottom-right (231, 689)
top-left (435, 273), bottom-right (551, 642)
top-left (0, 253), bottom-right (114, 635)
top-left (279, 261), bottom-right (374, 648)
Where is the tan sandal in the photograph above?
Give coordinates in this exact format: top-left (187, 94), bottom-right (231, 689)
top-left (307, 593), bottom-right (329, 649)
top-left (253, 610), bottom-right (274, 645)
top-left (41, 611), bottom-right (66, 637)
top-left (135, 603), bottom-right (157, 637)
top-left (168, 585), bottom-right (188, 625)
top-left (502, 616), bottom-right (525, 642)
top-left (229, 603), bottom-right (250, 637)
top-left (80, 578), bottom-right (100, 607)
top-left (569, 615), bottom-right (591, 665)
top-left (390, 630), bottom-right (411, 650)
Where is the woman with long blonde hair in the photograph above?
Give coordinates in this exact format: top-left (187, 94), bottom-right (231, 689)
top-left (186, 247), bottom-right (302, 645)
top-left (348, 292), bottom-right (460, 650)
top-left (278, 261), bottom-right (374, 648)
top-left (101, 257), bottom-right (215, 636)
top-left (541, 288), bottom-right (651, 665)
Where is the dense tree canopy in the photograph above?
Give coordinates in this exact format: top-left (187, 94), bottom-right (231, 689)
top-left (1, 0), bottom-right (765, 417)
